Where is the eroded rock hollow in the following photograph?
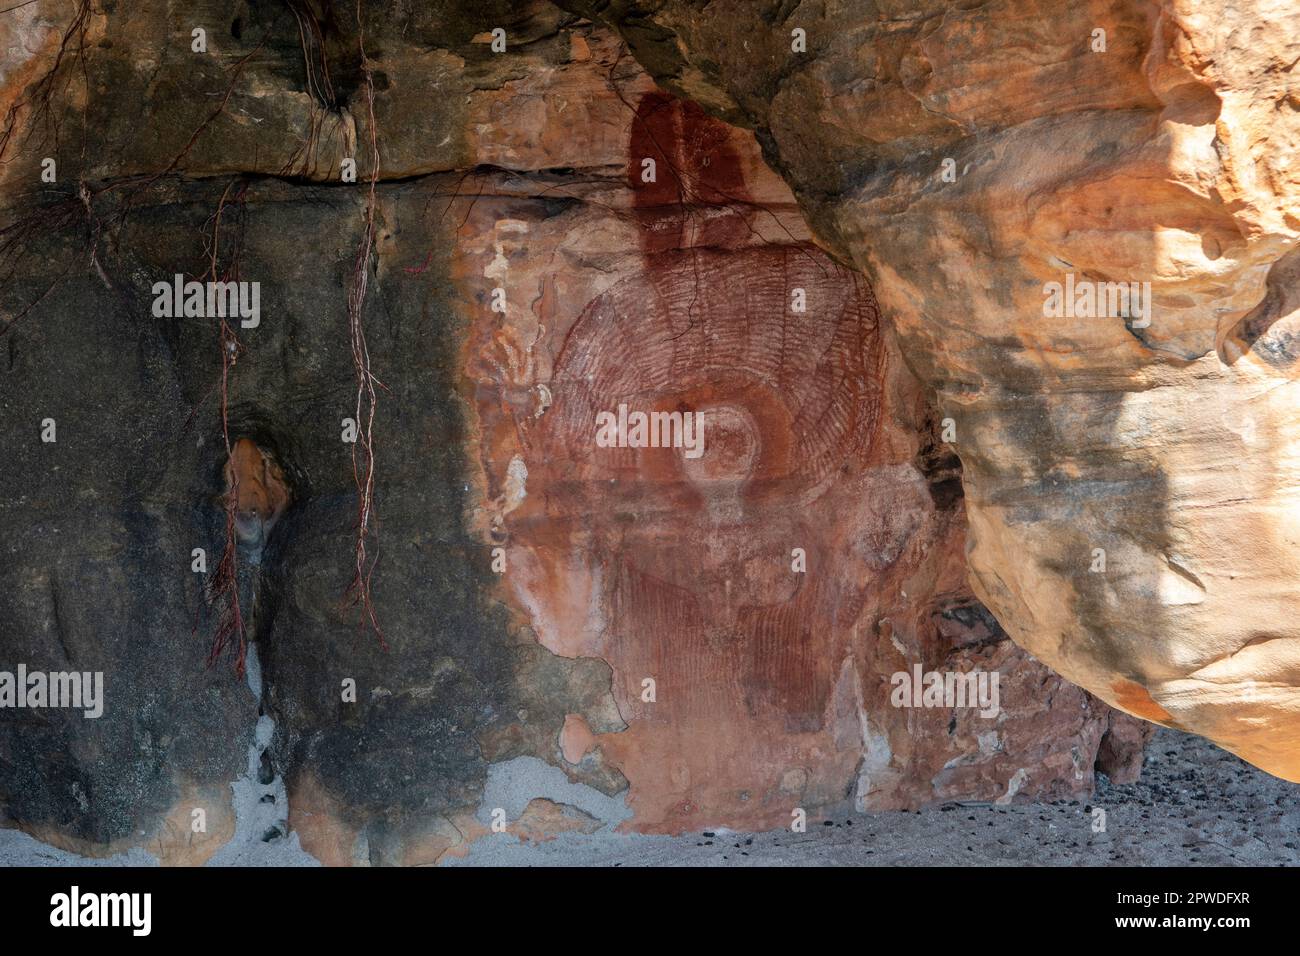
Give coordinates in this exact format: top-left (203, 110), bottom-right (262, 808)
top-left (1, 0), bottom-right (1288, 864)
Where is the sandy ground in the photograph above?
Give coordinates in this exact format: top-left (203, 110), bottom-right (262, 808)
top-left (3, 727), bottom-right (1297, 866)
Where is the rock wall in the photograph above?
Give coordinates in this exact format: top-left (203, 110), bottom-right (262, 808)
top-left (562, 0), bottom-right (1300, 783)
top-left (1, 0), bottom-right (1159, 863)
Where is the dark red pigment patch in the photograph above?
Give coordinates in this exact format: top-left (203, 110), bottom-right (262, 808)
top-left (629, 91), bottom-right (753, 254)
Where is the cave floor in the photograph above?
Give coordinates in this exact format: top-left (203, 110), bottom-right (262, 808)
top-left (3, 729), bottom-right (1296, 867)
top-left (446, 729), bottom-right (1300, 867)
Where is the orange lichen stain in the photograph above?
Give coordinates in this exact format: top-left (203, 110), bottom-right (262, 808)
top-left (1111, 679), bottom-right (1178, 727)
top-left (224, 438), bottom-right (289, 544)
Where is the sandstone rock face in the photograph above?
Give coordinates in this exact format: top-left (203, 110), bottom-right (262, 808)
top-left (2, 0), bottom-right (1156, 862)
top-left (566, 0), bottom-right (1300, 783)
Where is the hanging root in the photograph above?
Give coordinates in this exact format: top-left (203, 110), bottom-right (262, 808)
top-left (0, 0), bottom-right (96, 331)
top-left (106, 42), bottom-right (263, 222)
top-left (199, 179), bottom-right (252, 676)
top-left (279, 0), bottom-right (344, 178)
top-left (0, 189), bottom-right (82, 333)
top-left (0, 0), bottom-right (92, 166)
top-left (285, 0), bottom-right (337, 110)
top-left (341, 0), bottom-right (386, 650)
top-left (2, 15), bottom-right (262, 332)
top-left (205, 316), bottom-right (248, 675)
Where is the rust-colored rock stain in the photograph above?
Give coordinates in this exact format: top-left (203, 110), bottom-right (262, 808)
top-left (1112, 679), bottom-right (1178, 727)
top-left (223, 437), bottom-right (289, 546)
